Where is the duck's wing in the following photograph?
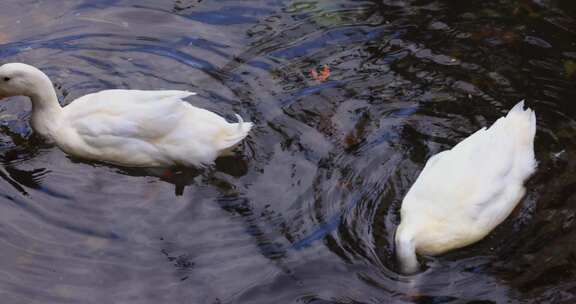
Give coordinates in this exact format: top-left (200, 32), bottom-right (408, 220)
top-left (64, 90), bottom-right (252, 166)
top-left (66, 90), bottom-right (195, 142)
top-left (403, 102), bottom-right (537, 228)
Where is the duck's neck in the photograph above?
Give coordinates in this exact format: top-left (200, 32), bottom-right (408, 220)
top-left (29, 76), bottom-right (63, 140)
top-left (395, 227), bottom-right (419, 275)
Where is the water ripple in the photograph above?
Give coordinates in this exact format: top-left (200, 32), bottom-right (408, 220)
top-left (0, 0), bottom-right (575, 303)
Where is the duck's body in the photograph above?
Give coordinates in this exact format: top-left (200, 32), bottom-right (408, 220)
top-left (0, 63), bottom-right (252, 167)
top-left (395, 101), bottom-right (537, 274)
top-left (56, 89), bottom-right (251, 167)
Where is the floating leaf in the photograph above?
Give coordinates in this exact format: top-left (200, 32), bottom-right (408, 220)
top-left (310, 65), bottom-right (330, 82)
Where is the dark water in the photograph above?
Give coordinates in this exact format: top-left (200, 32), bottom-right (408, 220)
top-left (0, 0), bottom-right (575, 303)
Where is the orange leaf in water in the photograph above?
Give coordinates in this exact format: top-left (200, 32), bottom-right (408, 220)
top-left (310, 65), bottom-right (331, 82)
top-left (310, 68), bottom-right (319, 80)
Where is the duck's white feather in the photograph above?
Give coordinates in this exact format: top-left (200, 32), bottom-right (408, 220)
top-left (395, 101), bottom-right (536, 274)
top-left (0, 62), bottom-right (252, 168)
top-left (57, 89), bottom-right (252, 167)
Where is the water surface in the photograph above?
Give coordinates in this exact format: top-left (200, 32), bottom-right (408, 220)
top-left (0, 0), bottom-right (575, 303)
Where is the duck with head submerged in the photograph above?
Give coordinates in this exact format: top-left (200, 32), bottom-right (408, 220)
top-left (395, 101), bottom-right (537, 274)
top-left (0, 63), bottom-right (252, 167)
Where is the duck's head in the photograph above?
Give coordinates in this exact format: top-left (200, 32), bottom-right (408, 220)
top-left (0, 63), bottom-right (52, 99)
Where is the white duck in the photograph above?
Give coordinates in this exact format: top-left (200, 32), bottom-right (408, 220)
top-left (0, 63), bottom-right (252, 167)
top-left (395, 101), bottom-right (536, 274)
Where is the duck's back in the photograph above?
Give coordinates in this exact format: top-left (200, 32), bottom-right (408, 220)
top-left (59, 90), bottom-right (252, 167)
top-left (400, 101), bottom-right (536, 255)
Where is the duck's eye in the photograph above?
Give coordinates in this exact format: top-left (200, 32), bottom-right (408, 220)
top-left (3, 77), bottom-right (10, 82)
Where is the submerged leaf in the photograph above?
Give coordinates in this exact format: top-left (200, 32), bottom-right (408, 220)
top-left (564, 60), bottom-right (576, 78)
top-left (0, 32), bottom-right (8, 44)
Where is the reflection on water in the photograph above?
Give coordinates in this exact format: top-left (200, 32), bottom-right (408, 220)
top-left (0, 0), bottom-right (575, 303)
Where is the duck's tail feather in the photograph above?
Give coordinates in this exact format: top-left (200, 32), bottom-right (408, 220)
top-left (505, 100), bottom-right (536, 147)
top-left (501, 100), bottom-right (538, 174)
top-left (217, 114), bottom-right (253, 155)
